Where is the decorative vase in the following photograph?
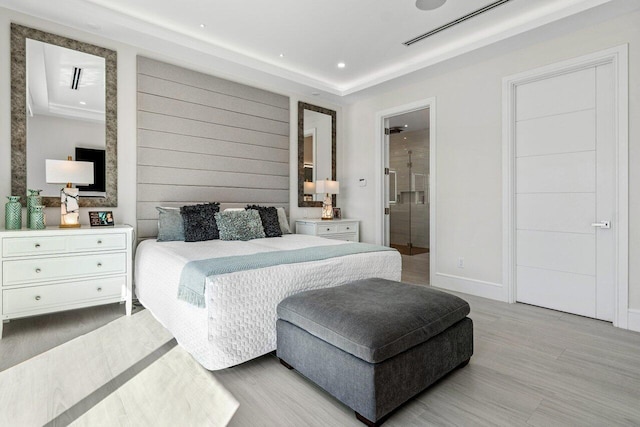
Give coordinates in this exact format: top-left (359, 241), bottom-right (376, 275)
top-left (29, 205), bottom-right (46, 230)
top-left (5, 196), bottom-right (22, 230)
top-left (27, 189), bottom-right (42, 229)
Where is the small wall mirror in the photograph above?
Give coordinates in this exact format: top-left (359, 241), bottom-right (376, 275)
top-left (11, 24), bottom-right (118, 207)
top-left (298, 102), bottom-right (336, 207)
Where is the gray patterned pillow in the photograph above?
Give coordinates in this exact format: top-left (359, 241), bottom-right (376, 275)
top-left (156, 207), bottom-right (184, 242)
top-left (180, 202), bottom-right (220, 242)
top-left (246, 205), bottom-right (282, 238)
top-left (215, 210), bottom-right (266, 241)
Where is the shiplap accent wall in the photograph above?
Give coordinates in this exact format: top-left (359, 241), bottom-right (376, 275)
top-left (136, 57), bottom-right (290, 238)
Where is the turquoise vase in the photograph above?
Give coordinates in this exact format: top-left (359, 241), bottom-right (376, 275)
top-left (27, 189), bottom-right (42, 229)
top-left (29, 205), bottom-right (46, 230)
top-left (5, 196), bottom-right (22, 230)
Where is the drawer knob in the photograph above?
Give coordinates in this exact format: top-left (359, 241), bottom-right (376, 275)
top-left (97, 240), bottom-right (102, 244)
top-left (35, 295), bottom-right (41, 301)
top-left (35, 268), bottom-right (41, 273)
top-left (326, 228), bottom-right (330, 231)
top-left (34, 243), bottom-right (41, 248)
top-left (97, 263), bottom-right (102, 268)
top-left (346, 227), bottom-right (350, 230)
top-left (97, 287), bottom-right (102, 292)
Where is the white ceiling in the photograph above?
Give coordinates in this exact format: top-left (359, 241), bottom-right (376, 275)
top-left (2, 0), bottom-right (635, 97)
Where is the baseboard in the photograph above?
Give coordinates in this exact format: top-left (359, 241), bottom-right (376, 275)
top-left (432, 273), bottom-right (507, 301)
top-left (628, 309), bottom-right (640, 333)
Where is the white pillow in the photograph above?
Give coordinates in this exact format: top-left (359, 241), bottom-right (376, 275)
top-left (276, 207), bottom-right (292, 234)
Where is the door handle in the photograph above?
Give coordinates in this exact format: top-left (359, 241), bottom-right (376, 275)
top-left (591, 221), bottom-right (611, 229)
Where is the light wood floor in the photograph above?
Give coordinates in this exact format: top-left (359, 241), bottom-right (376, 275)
top-left (2, 254), bottom-right (640, 426)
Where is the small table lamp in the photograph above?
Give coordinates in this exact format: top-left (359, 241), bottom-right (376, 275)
top-left (46, 156), bottom-right (94, 228)
top-left (315, 178), bottom-right (339, 220)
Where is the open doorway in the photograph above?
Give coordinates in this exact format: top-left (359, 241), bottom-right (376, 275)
top-left (383, 107), bottom-right (431, 285)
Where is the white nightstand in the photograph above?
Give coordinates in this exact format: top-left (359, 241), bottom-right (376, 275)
top-left (0, 225), bottom-right (133, 339)
top-left (295, 219), bottom-right (359, 242)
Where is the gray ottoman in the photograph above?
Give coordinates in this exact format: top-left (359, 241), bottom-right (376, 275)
top-left (276, 278), bottom-right (473, 426)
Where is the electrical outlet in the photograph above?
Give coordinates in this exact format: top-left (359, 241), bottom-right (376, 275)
top-left (457, 257), bottom-right (464, 269)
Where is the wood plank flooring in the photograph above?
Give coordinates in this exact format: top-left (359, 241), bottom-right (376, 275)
top-left (1, 251), bottom-right (640, 426)
top-left (213, 291), bottom-right (640, 426)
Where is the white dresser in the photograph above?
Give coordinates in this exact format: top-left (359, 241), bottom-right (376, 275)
top-left (295, 219), bottom-right (359, 242)
top-left (0, 225), bottom-right (133, 339)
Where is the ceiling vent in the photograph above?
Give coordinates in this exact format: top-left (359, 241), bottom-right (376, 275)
top-left (71, 67), bottom-right (82, 90)
top-left (404, 0), bottom-right (512, 46)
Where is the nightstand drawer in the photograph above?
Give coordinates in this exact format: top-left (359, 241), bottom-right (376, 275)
top-left (2, 277), bottom-right (124, 316)
top-left (3, 252), bottom-right (126, 286)
top-left (337, 223), bottom-right (357, 233)
top-left (3, 236), bottom-right (67, 257)
top-left (68, 233), bottom-right (126, 252)
top-left (317, 224), bottom-right (338, 235)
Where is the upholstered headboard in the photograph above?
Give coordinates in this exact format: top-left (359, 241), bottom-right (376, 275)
top-left (136, 57), bottom-right (290, 239)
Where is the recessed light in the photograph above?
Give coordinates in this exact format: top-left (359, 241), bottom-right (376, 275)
top-left (79, 101), bottom-right (87, 105)
top-left (404, 124), bottom-right (409, 127)
top-left (337, 62), bottom-right (346, 69)
top-left (415, 0), bottom-right (447, 11)
top-left (199, 23), bottom-right (206, 28)
top-left (404, 137), bottom-right (407, 140)
top-left (279, 53), bottom-right (284, 58)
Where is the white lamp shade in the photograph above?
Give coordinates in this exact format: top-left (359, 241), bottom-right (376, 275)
top-left (46, 159), bottom-right (94, 185)
top-left (303, 181), bottom-right (316, 194)
top-left (315, 179), bottom-right (339, 195)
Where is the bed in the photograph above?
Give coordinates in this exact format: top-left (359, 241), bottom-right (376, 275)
top-left (135, 234), bottom-right (401, 370)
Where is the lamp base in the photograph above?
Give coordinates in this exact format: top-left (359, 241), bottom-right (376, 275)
top-left (59, 223), bottom-right (82, 228)
top-left (321, 194), bottom-right (334, 220)
top-left (60, 187), bottom-right (81, 228)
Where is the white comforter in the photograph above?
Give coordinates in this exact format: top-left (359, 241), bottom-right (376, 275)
top-left (135, 234), bottom-right (401, 370)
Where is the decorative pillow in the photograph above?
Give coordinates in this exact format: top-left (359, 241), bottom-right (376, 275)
top-left (246, 205), bottom-right (282, 238)
top-left (180, 202), bottom-right (220, 242)
top-left (276, 207), bottom-right (292, 234)
top-left (215, 209), bottom-right (266, 241)
top-left (156, 207), bottom-right (184, 242)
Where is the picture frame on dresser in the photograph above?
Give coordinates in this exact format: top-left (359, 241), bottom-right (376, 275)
top-left (0, 225), bottom-right (133, 339)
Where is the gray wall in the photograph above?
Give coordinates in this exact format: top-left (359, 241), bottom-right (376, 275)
top-left (136, 57), bottom-right (290, 238)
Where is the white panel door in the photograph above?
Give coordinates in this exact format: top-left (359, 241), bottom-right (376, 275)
top-left (515, 64), bottom-right (615, 321)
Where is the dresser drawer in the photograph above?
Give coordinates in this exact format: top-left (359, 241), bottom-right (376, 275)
top-left (3, 252), bottom-right (126, 286)
top-left (317, 224), bottom-right (338, 235)
top-left (2, 277), bottom-right (124, 316)
top-left (3, 236), bottom-right (67, 257)
top-left (68, 233), bottom-right (126, 252)
top-left (322, 233), bottom-right (358, 242)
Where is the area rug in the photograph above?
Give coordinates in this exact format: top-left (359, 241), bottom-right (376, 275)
top-left (0, 310), bottom-right (239, 426)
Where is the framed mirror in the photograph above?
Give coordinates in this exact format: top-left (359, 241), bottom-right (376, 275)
top-left (298, 102), bottom-right (336, 207)
top-left (11, 23), bottom-right (118, 207)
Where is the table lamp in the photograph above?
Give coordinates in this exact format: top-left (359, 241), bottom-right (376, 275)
top-left (315, 178), bottom-right (339, 220)
top-left (46, 156), bottom-right (94, 228)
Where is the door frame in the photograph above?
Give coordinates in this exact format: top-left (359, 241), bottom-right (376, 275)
top-left (502, 45), bottom-right (629, 328)
top-left (375, 98), bottom-right (436, 284)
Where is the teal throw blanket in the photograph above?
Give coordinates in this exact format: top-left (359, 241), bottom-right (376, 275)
top-left (177, 243), bottom-right (395, 307)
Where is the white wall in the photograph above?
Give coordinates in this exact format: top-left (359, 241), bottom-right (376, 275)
top-left (342, 11), bottom-right (640, 309)
top-left (0, 7), bottom-right (341, 229)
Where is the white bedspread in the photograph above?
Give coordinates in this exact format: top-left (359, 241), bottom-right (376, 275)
top-left (135, 234), bottom-right (402, 370)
